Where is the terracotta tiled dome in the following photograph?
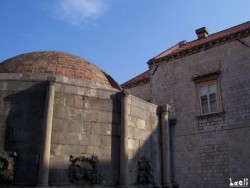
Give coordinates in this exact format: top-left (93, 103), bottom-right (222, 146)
top-left (0, 51), bottom-right (120, 89)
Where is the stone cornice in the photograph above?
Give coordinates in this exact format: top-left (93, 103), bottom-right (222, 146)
top-left (0, 73), bottom-right (119, 92)
top-left (148, 28), bottom-right (250, 67)
top-left (122, 77), bottom-right (150, 89)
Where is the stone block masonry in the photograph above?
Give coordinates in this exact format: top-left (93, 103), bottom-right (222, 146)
top-left (0, 80), bottom-right (47, 185)
top-left (123, 94), bottom-right (160, 185)
top-left (0, 74), bottom-right (174, 188)
top-left (50, 83), bottom-right (121, 186)
top-left (150, 35), bottom-right (250, 187)
top-left (128, 82), bottom-right (150, 102)
top-left (199, 144), bottom-right (229, 187)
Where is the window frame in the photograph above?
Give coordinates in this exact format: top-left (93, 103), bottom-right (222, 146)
top-left (192, 71), bottom-right (223, 116)
top-left (198, 81), bottom-right (218, 115)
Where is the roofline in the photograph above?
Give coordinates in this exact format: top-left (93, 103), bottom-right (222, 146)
top-left (152, 40), bottom-right (187, 60)
top-left (148, 23), bottom-right (250, 67)
top-left (121, 70), bottom-right (150, 88)
top-left (122, 77), bottom-right (150, 88)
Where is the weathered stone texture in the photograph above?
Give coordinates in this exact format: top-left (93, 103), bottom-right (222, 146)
top-left (126, 95), bottom-right (159, 185)
top-left (0, 81), bottom-right (46, 185)
top-left (128, 82), bottom-right (150, 102)
top-left (50, 83), bottom-right (121, 186)
top-left (150, 36), bottom-right (250, 187)
top-left (0, 53), bottom-right (161, 187)
top-left (199, 144), bottom-right (229, 187)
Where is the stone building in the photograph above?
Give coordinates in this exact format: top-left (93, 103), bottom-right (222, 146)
top-left (122, 21), bottom-right (250, 187)
top-left (122, 71), bottom-right (151, 102)
top-left (0, 51), bottom-right (177, 187)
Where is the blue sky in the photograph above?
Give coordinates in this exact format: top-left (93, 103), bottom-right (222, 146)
top-left (0, 0), bottom-right (249, 84)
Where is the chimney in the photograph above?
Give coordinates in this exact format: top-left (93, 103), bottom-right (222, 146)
top-left (195, 27), bottom-right (209, 39)
top-left (178, 40), bottom-right (187, 47)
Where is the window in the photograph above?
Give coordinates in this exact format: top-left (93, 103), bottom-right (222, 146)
top-left (199, 82), bottom-right (218, 115)
top-left (192, 71), bottom-right (223, 116)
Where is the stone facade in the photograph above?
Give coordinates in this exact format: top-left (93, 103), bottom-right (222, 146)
top-left (121, 71), bottom-right (150, 102)
top-left (123, 22), bottom-right (250, 188)
top-left (49, 81), bottom-right (121, 186)
top-left (0, 51), bottom-right (175, 187)
top-left (1, 22), bottom-right (250, 188)
top-left (0, 80), bottom-right (46, 185)
top-left (126, 95), bottom-right (159, 184)
top-left (127, 82), bottom-right (150, 102)
top-left (150, 35), bottom-right (250, 188)
top-left (0, 74), bottom-right (160, 187)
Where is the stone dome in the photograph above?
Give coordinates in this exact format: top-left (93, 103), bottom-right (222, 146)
top-left (0, 51), bottom-right (120, 89)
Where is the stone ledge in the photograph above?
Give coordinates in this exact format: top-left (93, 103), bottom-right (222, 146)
top-left (0, 73), bottom-right (119, 92)
top-left (196, 111), bottom-right (225, 120)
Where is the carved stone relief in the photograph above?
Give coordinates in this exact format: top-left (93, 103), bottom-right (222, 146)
top-left (69, 154), bottom-right (102, 185)
top-left (0, 151), bottom-right (17, 182)
top-left (137, 156), bottom-right (154, 184)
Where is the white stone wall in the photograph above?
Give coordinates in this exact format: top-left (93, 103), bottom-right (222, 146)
top-left (150, 36), bottom-right (250, 187)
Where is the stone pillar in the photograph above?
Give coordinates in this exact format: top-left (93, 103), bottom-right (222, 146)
top-left (120, 89), bottom-right (130, 186)
top-left (170, 119), bottom-right (179, 188)
top-left (158, 104), bottom-right (172, 187)
top-left (37, 78), bottom-right (55, 187)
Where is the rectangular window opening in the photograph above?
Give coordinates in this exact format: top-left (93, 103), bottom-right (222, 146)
top-left (198, 81), bottom-right (220, 115)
